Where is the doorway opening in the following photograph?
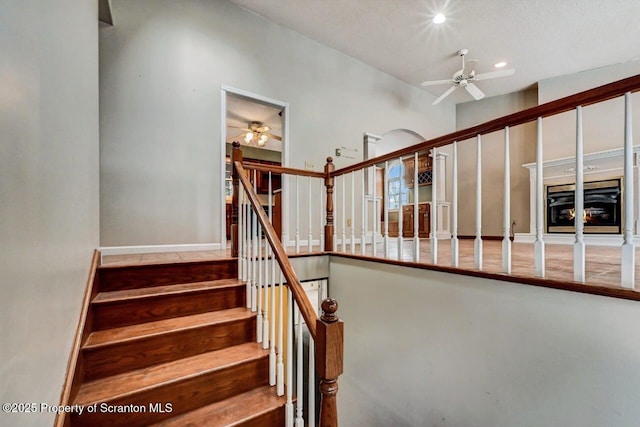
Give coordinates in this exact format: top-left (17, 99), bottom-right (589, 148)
top-left (220, 86), bottom-right (289, 248)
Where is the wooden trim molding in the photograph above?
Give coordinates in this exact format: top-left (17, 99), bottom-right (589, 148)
top-left (55, 250), bottom-right (101, 427)
top-left (329, 252), bottom-right (640, 302)
top-left (242, 161), bottom-right (326, 179)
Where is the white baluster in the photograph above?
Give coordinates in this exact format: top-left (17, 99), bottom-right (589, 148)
top-left (413, 152), bottom-right (419, 262)
top-left (277, 270), bottom-right (285, 396)
top-left (574, 108), bottom-right (585, 283)
top-left (451, 141), bottom-right (459, 267)
top-left (361, 169), bottom-right (366, 255)
top-left (269, 252), bottom-right (276, 384)
top-left (622, 92), bottom-right (635, 288)
top-left (397, 157), bottom-right (404, 260)
top-left (263, 243), bottom-right (270, 350)
top-left (351, 172), bottom-right (356, 253)
top-left (285, 287), bottom-right (294, 427)
top-left (296, 175), bottom-right (300, 253)
top-left (295, 304), bottom-right (304, 427)
top-left (308, 337), bottom-right (315, 427)
top-left (319, 179), bottom-right (324, 252)
top-left (239, 186), bottom-right (244, 282)
top-left (372, 165), bottom-right (377, 257)
top-left (342, 174), bottom-right (346, 252)
top-left (534, 117), bottom-right (546, 277)
top-left (308, 177), bottom-right (313, 252)
top-left (242, 190), bottom-right (251, 307)
top-left (282, 174), bottom-right (289, 251)
top-left (384, 161), bottom-right (390, 258)
top-left (475, 135), bottom-right (483, 270)
top-left (257, 222), bottom-right (263, 343)
top-left (431, 148), bottom-right (438, 264)
top-left (251, 205), bottom-right (257, 312)
top-left (503, 128), bottom-right (512, 274)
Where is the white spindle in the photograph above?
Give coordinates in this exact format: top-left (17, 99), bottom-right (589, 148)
top-left (308, 177), bottom-right (313, 252)
top-left (397, 157), bottom-right (404, 260)
top-left (351, 172), bottom-right (356, 253)
top-left (269, 253), bottom-right (276, 384)
top-left (361, 169), bottom-right (366, 255)
top-left (282, 174), bottom-right (289, 251)
top-left (295, 305), bottom-right (304, 427)
top-left (372, 165), bottom-right (377, 257)
top-left (384, 161), bottom-right (390, 258)
top-left (319, 179), bottom-right (324, 252)
top-left (257, 222), bottom-right (263, 343)
top-left (296, 175), bottom-right (300, 253)
top-left (475, 135), bottom-right (483, 270)
top-left (451, 141), bottom-right (459, 267)
top-left (239, 187), bottom-right (244, 283)
top-left (431, 148), bottom-right (438, 264)
top-left (308, 336), bottom-right (315, 427)
top-left (251, 204), bottom-right (257, 312)
top-left (413, 152), bottom-right (419, 262)
top-left (534, 117), bottom-right (546, 277)
top-left (277, 270), bottom-right (285, 396)
top-left (342, 174), bottom-right (346, 252)
top-left (263, 242), bottom-right (269, 350)
top-left (574, 108), bottom-right (586, 282)
top-left (285, 287), bottom-right (294, 427)
top-left (503, 128), bottom-right (512, 274)
top-left (622, 92), bottom-right (635, 288)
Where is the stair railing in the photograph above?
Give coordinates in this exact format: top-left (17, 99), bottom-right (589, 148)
top-left (232, 142), bottom-right (343, 427)
top-left (325, 74), bottom-right (640, 294)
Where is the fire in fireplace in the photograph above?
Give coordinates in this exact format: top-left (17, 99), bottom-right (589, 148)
top-left (546, 178), bottom-right (622, 234)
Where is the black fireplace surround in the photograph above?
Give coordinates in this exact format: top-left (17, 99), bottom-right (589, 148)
top-left (546, 178), bottom-right (622, 234)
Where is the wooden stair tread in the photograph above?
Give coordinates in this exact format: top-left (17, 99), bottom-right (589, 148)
top-left (150, 385), bottom-right (286, 427)
top-left (74, 342), bottom-right (267, 406)
top-left (92, 279), bottom-right (242, 304)
top-left (84, 307), bottom-right (254, 349)
top-left (98, 257), bottom-right (235, 270)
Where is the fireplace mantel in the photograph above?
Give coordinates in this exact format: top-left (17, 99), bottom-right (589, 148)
top-left (516, 146), bottom-right (640, 246)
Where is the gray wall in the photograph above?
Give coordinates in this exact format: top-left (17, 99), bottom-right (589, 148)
top-left (329, 256), bottom-right (640, 427)
top-left (0, 1), bottom-right (99, 426)
top-left (99, 0), bottom-right (455, 247)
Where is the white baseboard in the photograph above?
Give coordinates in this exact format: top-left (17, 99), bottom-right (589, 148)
top-left (99, 243), bottom-right (224, 256)
top-left (514, 233), bottom-right (640, 247)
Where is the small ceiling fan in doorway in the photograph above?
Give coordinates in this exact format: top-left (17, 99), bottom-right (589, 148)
top-left (227, 121), bottom-right (282, 147)
top-left (422, 49), bottom-right (515, 105)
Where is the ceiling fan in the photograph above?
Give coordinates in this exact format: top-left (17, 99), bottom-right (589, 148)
top-left (422, 49), bottom-right (515, 105)
top-left (227, 121), bottom-right (282, 147)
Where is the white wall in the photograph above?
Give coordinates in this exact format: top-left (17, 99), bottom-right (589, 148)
top-left (0, 1), bottom-right (99, 426)
top-left (99, 0), bottom-right (455, 247)
top-left (330, 256), bottom-right (640, 427)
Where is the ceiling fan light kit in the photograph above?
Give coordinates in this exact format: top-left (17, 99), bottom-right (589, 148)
top-left (422, 48), bottom-right (515, 105)
top-left (229, 120), bottom-right (282, 147)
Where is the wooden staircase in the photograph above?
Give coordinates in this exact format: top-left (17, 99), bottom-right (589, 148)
top-left (67, 257), bottom-right (286, 426)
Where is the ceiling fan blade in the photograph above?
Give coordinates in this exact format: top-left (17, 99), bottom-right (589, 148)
top-left (465, 83), bottom-right (485, 100)
top-left (228, 126), bottom-right (252, 132)
top-left (473, 68), bottom-right (515, 81)
top-left (432, 86), bottom-right (457, 105)
top-left (226, 132), bottom-right (248, 142)
top-left (421, 78), bottom-right (454, 87)
top-left (266, 133), bottom-right (282, 141)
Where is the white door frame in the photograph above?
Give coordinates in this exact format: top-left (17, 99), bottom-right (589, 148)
top-left (220, 85), bottom-right (290, 248)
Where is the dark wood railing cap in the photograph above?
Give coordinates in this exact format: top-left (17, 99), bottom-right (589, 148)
top-left (321, 298), bottom-right (339, 323)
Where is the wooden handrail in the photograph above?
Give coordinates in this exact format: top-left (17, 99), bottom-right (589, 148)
top-left (235, 160), bottom-right (318, 338)
top-left (332, 73), bottom-right (640, 176)
top-left (242, 161), bottom-right (327, 179)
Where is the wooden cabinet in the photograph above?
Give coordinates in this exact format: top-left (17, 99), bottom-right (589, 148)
top-left (402, 203), bottom-right (430, 238)
top-left (403, 154), bottom-right (432, 186)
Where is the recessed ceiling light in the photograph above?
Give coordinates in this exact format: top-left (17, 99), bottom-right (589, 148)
top-left (433, 13), bottom-right (446, 24)
top-left (494, 61), bottom-right (507, 68)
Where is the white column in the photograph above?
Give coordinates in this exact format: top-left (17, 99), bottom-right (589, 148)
top-left (534, 117), bottom-right (546, 278)
top-left (574, 107), bottom-right (586, 283)
top-left (295, 175), bottom-right (300, 253)
top-left (502, 128), bottom-right (512, 274)
top-left (622, 92), bottom-right (635, 288)
top-left (308, 177), bottom-right (313, 252)
top-left (351, 172), bottom-right (356, 253)
top-left (384, 161), bottom-right (390, 258)
top-left (341, 174), bottom-right (346, 252)
top-left (397, 157), bottom-right (404, 260)
top-left (431, 148), bottom-right (438, 264)
top-left (474, 135), bottom-right (483, 270)
top-left (361, 169), bottom-right (366, 255)
top-left (451, 141), bottom-right (459, 267)
top-left (413, 152), bottom-right (419, 262)
top-left (372, 165), bottom-right (377, 257)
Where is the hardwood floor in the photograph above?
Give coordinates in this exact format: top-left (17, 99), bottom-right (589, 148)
top-left (103, 239), bottom-right (640, 292)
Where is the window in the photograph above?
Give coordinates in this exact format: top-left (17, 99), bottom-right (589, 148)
top-left (387, 163), bottom-right (407, 210)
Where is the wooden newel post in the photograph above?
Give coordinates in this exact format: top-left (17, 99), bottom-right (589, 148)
top-left (324, 157), bottom-right (335, 252)
top-left (316, 298), bottom-right (343, 427)
top-left (231, 141), bottom-right (243, 258)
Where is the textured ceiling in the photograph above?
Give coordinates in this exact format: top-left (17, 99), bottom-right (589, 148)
top-left (230, 0), bottom-right (640, 104)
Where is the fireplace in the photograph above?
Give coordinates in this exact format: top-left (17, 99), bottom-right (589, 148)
top-left (546, 178), bottom-right (622, 234)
